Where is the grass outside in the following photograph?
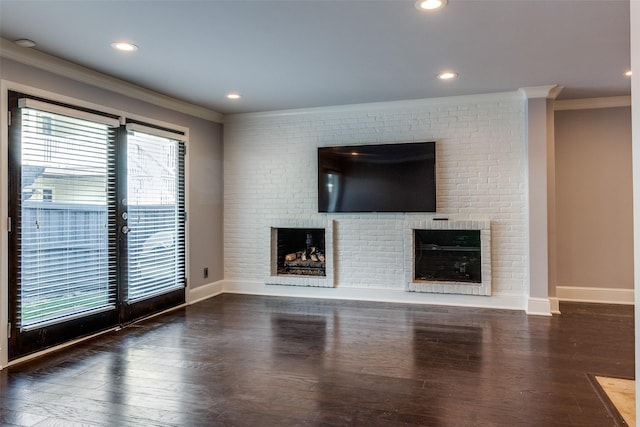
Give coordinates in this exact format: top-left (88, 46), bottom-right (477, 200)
top-left (22, 290), bottom-right (112, 325)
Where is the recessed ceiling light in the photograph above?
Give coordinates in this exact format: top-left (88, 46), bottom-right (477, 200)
top-left (415, 0), bottom-right (448, 11)
top-left (438, 71), bottom-right (458, 80)
top-left (226, 93), bottom-right (242, 100)
top-left (625, 70), bottom-right (632, 77)
top-left (111, 41), bottom-right (138, 52)
top-left (14, 39), bottom-right (36, 48)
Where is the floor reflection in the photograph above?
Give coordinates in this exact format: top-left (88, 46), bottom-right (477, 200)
top-left (271, 314), bottom-right (327, 358)
top-left (0, 296), bottom-right (634, 426)
top-left (412, 322), bottom-right (483, 372)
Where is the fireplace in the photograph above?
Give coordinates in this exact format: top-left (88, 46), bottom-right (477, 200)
top-left (404, 219), bottom-right (491, 295)
top-left (414, 229), bottom-right (481, 283)
top-left (276, 228), bottom-right (326, 276)
top-left (266, 220), bottom-right (335, 288)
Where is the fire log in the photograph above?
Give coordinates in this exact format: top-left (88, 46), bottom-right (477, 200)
top-left (285, 253), bottom-right (298, 262)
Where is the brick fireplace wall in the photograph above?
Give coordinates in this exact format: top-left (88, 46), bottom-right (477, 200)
top-left (223, 92), bottom-right (527, 307)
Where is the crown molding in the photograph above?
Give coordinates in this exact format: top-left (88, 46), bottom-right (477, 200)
top-left (518, 85), bottom-right (562, 100)
top-left (553, 96), bottom-right (632, 111)
top-left (225, 90), bottom-right (523, 122)
top-left (0, 38), bottom-right (223, 123)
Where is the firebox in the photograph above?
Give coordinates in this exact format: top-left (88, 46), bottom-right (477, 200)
top-left (276, 228), bottom-right (326, 276)
top-left (414, 229), bottom-right (481, 283)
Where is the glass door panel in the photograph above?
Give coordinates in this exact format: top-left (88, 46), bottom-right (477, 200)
top-left (122, 126), bottom-right (185, 319)
top-left (8, 97), bottom-right (119, 358)
top-left (8, 94), bottom-right (186, 358)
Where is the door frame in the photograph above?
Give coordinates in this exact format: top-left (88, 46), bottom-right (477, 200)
top-left (0, 80), bottom-right (190, 368)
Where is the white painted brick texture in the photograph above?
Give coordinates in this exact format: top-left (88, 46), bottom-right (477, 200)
top-left (224, 93), bottom-right (527, 296)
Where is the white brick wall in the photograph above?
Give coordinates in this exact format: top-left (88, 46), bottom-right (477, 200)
top-left (224, 92), bottom-right (527, 298)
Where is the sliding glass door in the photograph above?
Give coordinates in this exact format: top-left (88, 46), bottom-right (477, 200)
top-left (8, 93), bottom-right (186, 359)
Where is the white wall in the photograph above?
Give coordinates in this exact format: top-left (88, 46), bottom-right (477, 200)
top-left (223, 92), bottom-right (528, 309)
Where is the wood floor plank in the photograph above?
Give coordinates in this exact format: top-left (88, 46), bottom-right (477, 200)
top-left (0, 295), bottom-right (633, 426)
top-left (0, 408), bottom-right (48, 427)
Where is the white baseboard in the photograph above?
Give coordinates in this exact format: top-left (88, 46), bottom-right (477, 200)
top-left (526, 297), bottom-right (553, 316)
top-left (190, 280), bottom-right (635, 314)
top-left (556, 286), bottom-right (634, 305)
top-left (223, 279), bottom-right (526, 311)
top-left (187, 280), bottom-right (224, 304)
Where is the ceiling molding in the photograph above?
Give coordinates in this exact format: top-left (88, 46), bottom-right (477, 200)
top-left (225, 90), bottom-right (523, 122)
top-left (553, 96), bottom-right (632, 111)
top-left (518, 85), bottom-right (561, 100)
top-left (548, 86), bottom-right (565, 100)
top-left (0, 38), bottom-right (223, 123)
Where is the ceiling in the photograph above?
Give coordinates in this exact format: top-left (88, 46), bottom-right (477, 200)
top-left (0, 0), bottom-right (631, 115)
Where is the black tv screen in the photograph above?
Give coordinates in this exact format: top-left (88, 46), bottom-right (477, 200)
top-left (318, 141), bottom-right (436, 213)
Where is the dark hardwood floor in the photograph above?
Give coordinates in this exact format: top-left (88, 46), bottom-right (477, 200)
top-left (0, 294), bottom-right (634, 426)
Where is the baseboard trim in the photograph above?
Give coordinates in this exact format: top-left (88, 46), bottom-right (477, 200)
top-left (182, 280), bottom-right (630, 314)
top-left (556, 286), bottom-right (634, 305)
top-left (223, 280), bottom-right (526, 311)
top-left (526, 297), bottom-right (553, 316)
top-left (187, 280), bottom-right (224, 305)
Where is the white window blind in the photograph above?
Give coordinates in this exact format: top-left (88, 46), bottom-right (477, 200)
top-left (126, 125), bottom-right (185, 302)
top-left (17, 103), bottom-right (118, 329)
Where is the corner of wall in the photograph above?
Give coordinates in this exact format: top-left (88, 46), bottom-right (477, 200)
top-left (187, 280), bottom-right (225, 305)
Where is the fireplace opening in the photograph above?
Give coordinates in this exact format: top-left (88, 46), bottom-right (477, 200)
top-left (277, 228), bottom-right (326, 276)
top-left (414, 229), bottom-right (481, 283)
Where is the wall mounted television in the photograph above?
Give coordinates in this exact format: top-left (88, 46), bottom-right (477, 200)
top-left (318, 141), bottom-right (436, 213)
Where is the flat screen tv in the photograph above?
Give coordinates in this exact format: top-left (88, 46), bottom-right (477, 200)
top-left (318, 141), bottom-right (436, 213)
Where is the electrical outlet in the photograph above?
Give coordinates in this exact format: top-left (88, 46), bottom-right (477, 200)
top-left (203, 267), bottom-right (209, 279)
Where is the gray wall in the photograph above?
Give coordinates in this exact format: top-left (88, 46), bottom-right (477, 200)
top-left (554, 107), bottom-right (633, 290)
top-left (1, 58), bottom-right (224, 289)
